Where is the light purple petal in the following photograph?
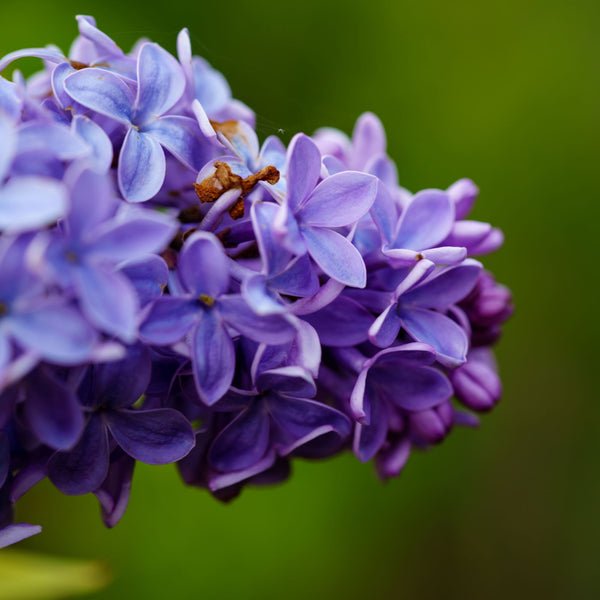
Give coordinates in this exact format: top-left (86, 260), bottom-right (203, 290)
top-left (191, 314), bottom-right (235, 406)
top-left (219, 295), bottom-right (297, 344)
top-left (47, 414), bottom-right (109, 495)
top-left (72, 115), bottom-right (113, 173)
top-left (8, 302), bottom-right (97, 365)
top-left (120, 255), bottom-right (168, 307)
top-left (209, 401), bottom-right (270, 471)
top-left (17, 122), bottom-right (89, 160)
top-left (105, 408), bottom-right (194, 464)
top-left (140, 297), bottom-right (198, 344)
top-left (447, 178), bottom-right (478, 220)
top-left (134, 43), bottom-right (185, 124)
top-left (369, 180), bottom-right (398, 244)
top-left (302, 226), bottom-right (367, 288)
top-left (0, 176), bottom-right (67, 232)
top-left (351, 112), bottom-right (386, 170)
top-left (286, 133), bottom-right (321, 211)
top-left (73, 265), bottom-right (139, 342)
top-left (251, 201), bottom-right (292, 276)
top-left (402, 259), bottom-right (482, 309)
top-left (298, 171), bottom-right (377, 227)
top-left (144, 115), bottom-right (203, 170)
top-left (0, 113), bottom-right (16, 181)
top-left (66, 168), bottom-right (117, 238)
top-left (399, 307), bottom-right (469, 367)
top-left (118, 128), bottom-right (166, 202)
top-left (420, 246), bottom-right (467, 265)
top-left (0, 524), bottom-right (42, 549)
top-left (178, 231), bottom-right (229, 298)
top-left (64, 68), bottom-right (133, 124)
top-left (88, 213), bottom-right (177, 263)
top-left (394, 189), bottom-right (455, 250)
top-left (0, 48), bottom-right (65, 72)
top-left (243, 274), bottom-right (286, 315)
top-left (76, 15), bottom-right (123, 58)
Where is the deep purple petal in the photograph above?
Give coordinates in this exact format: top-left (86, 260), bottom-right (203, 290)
top-left (374, 363), bottom-right (452, 411)
top-left (353, 394), bottom-right (388, 462)
top-left (256, 366), bottom-right (316, 397)
top-left (140, 297), bottom-right (198, 345)
top-left (94, 450), bottom-right (135, 528)
top-left (375, 436), bottom-right (411, 480)
top-left (24, 369), bottom-right (84, 450)
top-left (94, 343), bottom-right (151, 409)
top-left (303, 295), bottom-right (374, 347)
top-left (105, 408), bottom-right (194, 464)
top-left (0, 432), bottom-right (9, 489)
top-left (394, 190), bottom-right (455, 250)
top-left (118, 128), bottom-right (166, 202)
top-left (219, 295), bottom-right (297, 344)
top-left (298, 171), bottom-right (377, 227)
top-left (48, 414), bottom-right (109, 495)
top-left (134, 43), bottom-right (185, 124)
top-left (64, 68), bottom-right (133, 124)
top-left (269, 395), bottom-right (351, 455)
top-left (302, 226), bottom-right (367, 288)
top-left (399, 307), bottom-right (469, 367)
top-left (286, 133), bottom-right (321, 211)
top-left (368, 303), bottom-right (402, 348)
top-left (191, 314), bottom-right (235, 406)
top-left (178, 231), bottom-right (229, 298)
top-left (209, 401), bottom-right (270, 471)
top-left (268, 254), bottom-right (319, 297)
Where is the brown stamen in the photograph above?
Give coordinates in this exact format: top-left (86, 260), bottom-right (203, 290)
top-left (69, 60), bottom-right (89, 70)
top-left (191, 161), bottom-right (280, 220)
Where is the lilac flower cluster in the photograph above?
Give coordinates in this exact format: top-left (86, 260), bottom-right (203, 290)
top-left (0, 16), bottom-right (513, 548)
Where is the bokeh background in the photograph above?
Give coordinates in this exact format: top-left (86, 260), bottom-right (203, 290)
top-left (1, 0), bottom-right (599, 598)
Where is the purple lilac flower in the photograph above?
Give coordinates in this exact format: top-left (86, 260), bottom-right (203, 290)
top-left (0, 16), bottom-right (512, 548)
top-left (64, 43), bottom-right (203, 202)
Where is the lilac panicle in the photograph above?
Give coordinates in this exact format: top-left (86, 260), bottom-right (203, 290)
top-left (0, 15), bottom-right (512, 548)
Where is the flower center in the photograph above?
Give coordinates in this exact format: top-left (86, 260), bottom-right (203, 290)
top-left (198, 294), bottom-right (215, 308)
top-left (0, 302), bottom-right (7, 317)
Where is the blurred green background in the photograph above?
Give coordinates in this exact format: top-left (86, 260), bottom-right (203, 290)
top-left (1, 0), bottom-right (599, 598)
